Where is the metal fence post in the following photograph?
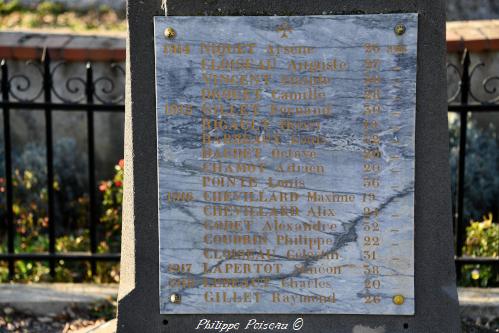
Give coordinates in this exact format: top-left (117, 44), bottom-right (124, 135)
top-left (86, 62), bottom-right (98, 277)
top-left (455, 49), bottom-right (470, 279)
top-left (0, 54), bottom-right (124, 279)
top-left (1, 59), bottom-right (15, 280)
top-left (42, 50), bottom-right (56, 279)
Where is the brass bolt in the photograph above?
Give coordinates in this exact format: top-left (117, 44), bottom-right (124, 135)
top-left (170, 293), bottom-right (181, 304)
top-left (393, 295), bottom-right (405, 305)
top-left (394, 23), bottom-right (406, 36)
top-left (165, 27), bottom-right (176, 39)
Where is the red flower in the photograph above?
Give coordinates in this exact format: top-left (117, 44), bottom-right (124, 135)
top-left (114, 180), bottom-right (123, 187)
top-left (118, 159), bottom-right (124, 169)
top-left (99, 182), bottom-right (108, 192)
top-left (0, 177), bottom-right (4, 183)
top-left (0, 187), bottom-right (4, 193)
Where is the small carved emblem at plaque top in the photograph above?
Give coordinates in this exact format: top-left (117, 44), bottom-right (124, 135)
top-left (276, 22), bottom-right (293, 38)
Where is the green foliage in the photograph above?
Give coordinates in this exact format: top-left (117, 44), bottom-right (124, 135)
top-left (98, 159), bottom-right (123, 253)
top-left (36, 1), bottom-right (64, 15)
top-left (98, 4), bottom-right (112, 14)
top-left (460, 213), bottom-right (499, 287)
top-left (0, 166), bottom-right (52, 282)
top-left (0, 0), bottom-right (21, 15)
top-left (93, 159), bottom-right (124, 283)
top-left (0, 1), bottom-right (126, 32)
top-left (0, 159), bottom-right (123, 283)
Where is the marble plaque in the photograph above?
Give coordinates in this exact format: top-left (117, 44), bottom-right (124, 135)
top-left (155, 14), bottom-right (417, 315)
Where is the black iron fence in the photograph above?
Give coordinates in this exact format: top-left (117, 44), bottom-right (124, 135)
top-left (0, 50), bottom-right (123, 280)
top-left (447, 50), bottom-right (499, 277)
top-left (0, 48), bottom-right (498, 281)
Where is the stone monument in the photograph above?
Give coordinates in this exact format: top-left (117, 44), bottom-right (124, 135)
top-left (117, 1), bottom-right (460, 332)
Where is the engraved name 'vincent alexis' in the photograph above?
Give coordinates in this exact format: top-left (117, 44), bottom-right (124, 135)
top-left (154, 14), bottom-right (418, 315)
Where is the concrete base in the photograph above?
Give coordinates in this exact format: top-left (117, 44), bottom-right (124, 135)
top-left (459, 288), bottom-right (499, 321)
top-left (75, 319), bottom-right (118, 333)
top-left (0, 283), bottom-right (117, 316)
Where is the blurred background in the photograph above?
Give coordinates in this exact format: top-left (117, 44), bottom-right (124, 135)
top-left (0, 0), bottom-right (498, 332)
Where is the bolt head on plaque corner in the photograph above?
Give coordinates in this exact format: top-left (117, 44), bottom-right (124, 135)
top-left (170, 293), bottom-right (181, 304)
top-left (394, 23), bottom-right (406, 36)
top-left (164, 27), bottom-right (177, 39)
top-left (392, 294), bottom-right (405, 305)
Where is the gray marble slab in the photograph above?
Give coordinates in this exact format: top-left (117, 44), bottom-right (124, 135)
top-left (154, 14), bottom-right (417, 315)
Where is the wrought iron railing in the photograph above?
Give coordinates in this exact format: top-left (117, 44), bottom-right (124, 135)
top-left (0, 48), bottom-right (498, 281)
top-left (0, 50), bottom-right (123, 280)
top-left (447, 50), bottom-right (499, 275)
